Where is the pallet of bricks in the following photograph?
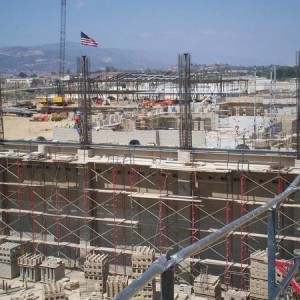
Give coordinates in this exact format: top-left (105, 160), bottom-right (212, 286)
top-left (174, 284), bottom-right (193, 300)
top-left (44, 283), bottom-right (67, 300)
top-left (249, 250), bottom-right (268, 299)
top-left (106, 275), bottom-right (128, 299)
top-left (249, 249), bottom-right (295, 300)
top-left (193, 273), bottom-right (221, 299)
top-left (79, 281), bottom-right (102, 300)
top-left (131, 246), bottom-right (155, 299)
top-left (84, 252), bottom-right (109, 295)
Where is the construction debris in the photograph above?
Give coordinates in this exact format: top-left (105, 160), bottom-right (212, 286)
top-left (11, 291), bottom-right (39, 300)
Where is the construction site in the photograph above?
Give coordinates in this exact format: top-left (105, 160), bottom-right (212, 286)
top-left (0, 50), bottom-right (299, 300)
top-left (0, 0), bottom-right (299, 299)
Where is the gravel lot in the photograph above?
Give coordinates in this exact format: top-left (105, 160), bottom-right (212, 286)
top-left (3, 115), bottom-right (69, 141)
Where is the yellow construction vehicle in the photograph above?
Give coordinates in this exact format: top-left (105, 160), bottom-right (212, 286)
top-left (52, 96), bottom-right (67, 106)
top-left (40, 97), bottom-right (50, 106)
top-left (51, 113), bottom-right (63, 121)
top-left (40, 96), bottom-right (67, 106)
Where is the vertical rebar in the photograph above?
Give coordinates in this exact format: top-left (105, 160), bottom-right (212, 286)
top-left (0, 77), bottom-right (4, 141)
top-left (296, 52), bottom-right (300, 158)
top-left (59, 0), bottom-right (66, 99)
top-left (80, 55), bottom-right (92, 147)
top-left (253, 66), bottom-right (257, 136)
top-left (178, 53), bottom-right (192, 149)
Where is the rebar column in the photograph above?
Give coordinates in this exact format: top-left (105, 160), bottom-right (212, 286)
top-left (79, 55), bottom-right (92, 148)
top-left (178, 53), bottom-right (192, 149)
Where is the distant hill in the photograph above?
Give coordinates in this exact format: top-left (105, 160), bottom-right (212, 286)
top-left (0, 42), bottom-right (174, 74)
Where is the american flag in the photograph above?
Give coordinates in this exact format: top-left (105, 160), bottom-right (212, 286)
top-left (80, 32), bottom-right (98, 47)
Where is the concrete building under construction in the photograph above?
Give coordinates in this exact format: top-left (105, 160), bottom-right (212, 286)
top-left (0, 142), bottom-right (299, 299)
top-left (0, 56), bottom-right (300, 299)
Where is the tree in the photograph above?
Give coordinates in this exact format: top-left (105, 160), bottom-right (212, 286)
top-left (18, 72), bottom-right (28, 78)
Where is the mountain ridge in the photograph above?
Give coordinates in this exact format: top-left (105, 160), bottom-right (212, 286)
top-left (0, 42), bottom-right (174, 74)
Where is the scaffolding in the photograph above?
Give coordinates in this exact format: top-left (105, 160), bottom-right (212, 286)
top-left (0, 143), bottom-right (298, 297)
top-left (0, 78), bottom-right (4, 141)
top-left (62, 70), bottom-right (249, 105)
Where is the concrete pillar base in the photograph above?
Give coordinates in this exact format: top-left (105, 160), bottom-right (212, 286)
top-left (77, 149), bottom-right (92, 160)
top-left (177, 150), bottom-right (192, 163)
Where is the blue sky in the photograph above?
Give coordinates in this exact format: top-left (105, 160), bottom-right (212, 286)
top-left (0, 0), bottom-right (299, 65)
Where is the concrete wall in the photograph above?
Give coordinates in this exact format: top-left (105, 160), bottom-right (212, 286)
top-left (53, 128), bottom-right (206, 147)
top-left (0, 144), bottom-right (298, 290)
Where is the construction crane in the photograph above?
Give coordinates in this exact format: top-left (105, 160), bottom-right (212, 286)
top-left (57, 0), bottom-right (66, 101)
top-left (59, 0), bottom-right (66, 79)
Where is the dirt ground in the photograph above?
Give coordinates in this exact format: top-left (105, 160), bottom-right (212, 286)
top-left (3, 115), bottom-right (70, 141)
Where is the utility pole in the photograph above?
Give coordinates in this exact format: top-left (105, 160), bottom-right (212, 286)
top-left (269, 66), bottom-right (276, 142)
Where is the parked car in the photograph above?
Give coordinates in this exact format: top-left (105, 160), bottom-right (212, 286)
top-left (129, 139), bottom-right (141, 146)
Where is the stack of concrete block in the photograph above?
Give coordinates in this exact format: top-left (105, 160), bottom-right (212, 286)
top-left (40, 256), bottom-right (65, 283)
top-left (223, 289), bottom-right (250, 300)
top-left (174, 293), bottom-right (189, 300)
top-left (0, 241), bottom-right (21, 279)
top-left (194, 274), bottom-right (221, 299)
top-left (18, 253), bottom-right (44, 282)
top-left (132, 246), bottom-right (155, 299)
top-left (249, 250), bottom-right (269, 299)
top-left (44, 283), bottom-right (67, 300)
top-left (79, 281), bottom-right (102, 300)
top-left (84, 252), bottom-right (108, 294)
top-left (174, 283), bottom-right (193, 299)
top-left (11, 291), bottom-right (39, 300)
top-left (79, 284), bottom-right (89, 300)
top-left (106, 275), bottom-right (128, 299)
top-left (64, 280), bottom-right (79, 290)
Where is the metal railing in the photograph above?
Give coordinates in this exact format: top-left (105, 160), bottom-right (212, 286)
top-left (115, 174), bottom-right (300, 300)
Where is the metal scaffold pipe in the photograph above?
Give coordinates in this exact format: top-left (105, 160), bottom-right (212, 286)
top-left (115, 174), bottom-right (300, 300)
